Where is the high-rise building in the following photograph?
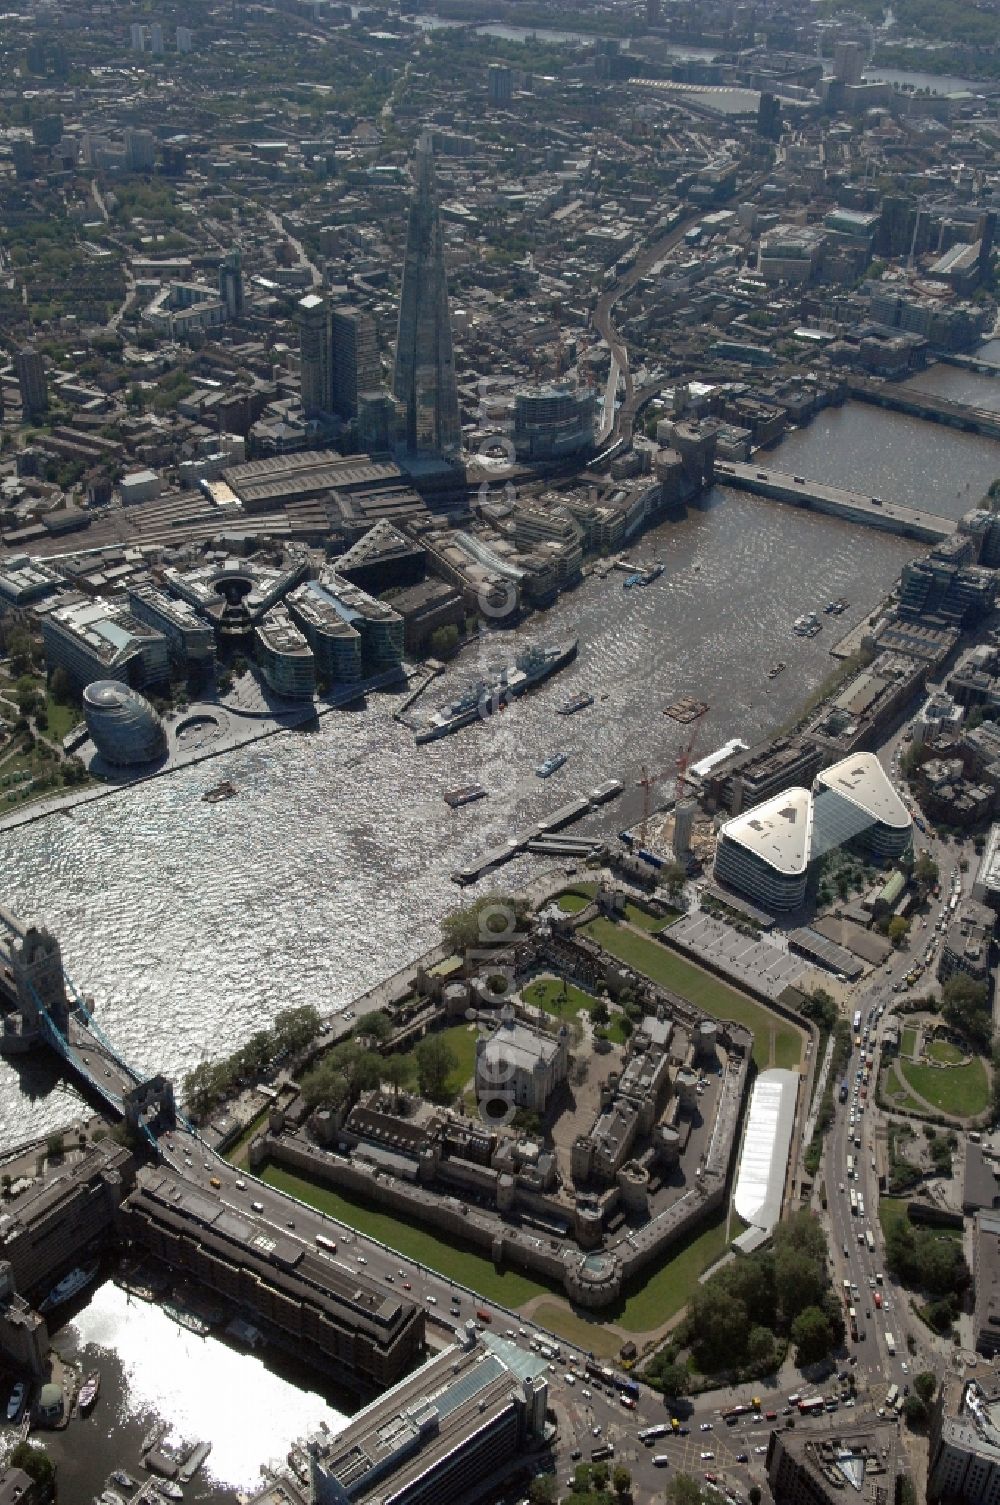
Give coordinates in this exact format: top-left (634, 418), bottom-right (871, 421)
top-left (150, 22), bottom-right (164, 55)
top-left (332, 306), bottom-right (379, 418)
top-left (834, 40), bottom-right (865, 85)
top-left (10, 139), bottom-right (33, 181)
top-left (757, 91), bottom-right (782, 142)
top-left (218, 248), bottom-right (244, 321)
top-left (124, 128), bottom-right (155, 173)
top-left (392, 137), bottom-right (462, 457)
top-left (175, 25), bottom-right (193, 53)
top-left (298, 293), bottom-right (332, 417)
top-left (130, 22), bottom-right (145, 51)
top-left (488, 63), bottom-right (513, 106)
top-left (15, 349), bottom-right (47, 419)
top-left (646, 0), bottom-right (662, 23)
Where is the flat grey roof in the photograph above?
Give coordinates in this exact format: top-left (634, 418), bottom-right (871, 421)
top-left (816, 752), bottom-right (910, 831)
top-left (720, 786), bottom-right (813, 875)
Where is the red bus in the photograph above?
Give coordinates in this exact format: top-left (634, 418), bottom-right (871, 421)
top-left (476, 1309), bottom-right (492, 1323)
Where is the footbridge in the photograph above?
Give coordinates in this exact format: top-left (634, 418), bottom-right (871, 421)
top-left (847, 375), bottom-right (1000, 441)
top-left (714, 461), bottom-right (956, 543)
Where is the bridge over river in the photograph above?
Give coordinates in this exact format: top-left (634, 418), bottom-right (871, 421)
top-left (714, 460), bottom-right (957, 543)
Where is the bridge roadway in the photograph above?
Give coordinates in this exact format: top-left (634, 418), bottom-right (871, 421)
top-left (714, 459), bottom-right (956, 543)
top-left (848, 374), bottom-right (1000, 441)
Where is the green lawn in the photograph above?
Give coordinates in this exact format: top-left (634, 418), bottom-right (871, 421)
top-left (900, 1055), bottom-right (989, 1117)
top-left (614, 1208), bottom-right (731, 1332)
top-left (925, 1039), bottom-right (965, 1066)
top-left (427, 955), bottom-right (463, 978)
top-left (223, 1106), bottom-right (270, 1167)
top-left (530, 1302), bottom-right (622, 1360)
top-left (44, 693), bottom-right (82, 741)
top-left (557, 893), bottom-right (592, 914)
top-left (882, 1065), bottom-right (927, 1116)
top-left (394, 1022), bottom-right (480, 1098)
top-left (878, 1196), bottom-right (910, 1244)
top-left (521, 975), bottom-right (627, 1045)
top-left (901, 1027), bottom-right (918, 1059)
top-left (259, 1162), bottom-right (554, 1307)
top-left (580, 918), bottom-right (802, 1073)
top-left (623, 901), bottom-right (678, 933)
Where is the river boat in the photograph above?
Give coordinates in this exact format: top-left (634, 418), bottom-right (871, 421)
top-left (78, 1371), bottom-right (100, 1412)
top-left (6, 1382), bottom-right (25, 1422)
top-left (536, 752), bottom-right (568, 778)
top-left (557, 693), bottom-right (594, 716)
top-left (415, 639), bottom-right (577, 744)
top-left (622, 573), bottom-right (644, 589)
top-left (153, 1482), bottom-right (184, 1501)
top-left (39, 1261), bottom-right (99, 1313)
top-left (178, 1442), bottom-right (212, 1483)
top-left (444, 785), bottom-right (487, 808)
top-left (767, 662), bottom-right (786, 680)
top-left (110, 1474), bottom-right (136, 1491)
top-left (141, 1421), bottom-right (166, 1454)
top-left (202, 780), bottom-right (237, 804)
top-left (101, 1492), bottom-right (127, 1505)
top-left (643, 563), bottom-right (664, 584)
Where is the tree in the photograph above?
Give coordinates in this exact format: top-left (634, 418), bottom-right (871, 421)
top-left (48, 664), bottom-right (73, 704)
top-left (415, 1033), bottom-right (458, 1100)
top-left (689, 1282), bottom-right (748, 1372)
top-left (749, 1489), bottom-right (762, 1505)
top-left (10, 1442), bottom-right (54, 1488)
top-left (903, 1394), bottom-right (928, 1427)
top-left (441, 893), bottom-right (530, 953)
top-left (46, 1132), bottom-right (64, 1160)
top-left (528, 1475), bottom-right (556, 1505)
top-left (775, 1247), bottom-right (826, 1326)
top-left (358, 1010), bottom-right (393, 1047)
top-left (648, 1360), bottom-right (689, 1398)
top-left (612, 1463), bottom-right (631, 1496)
top-left (429, 623), bottom-right (460, 658)
top-left (746, 1324), bottom-right (776, 1371)
top-left (273, 1004), bottom-right (320, 1056)
top-left (914, 851), bottom-right (939, 887)
top-left (591, 1000), bottom-right (610, 1027)
top-left (383, 1055), bottom-right (412, 1107)
top-left (667, 1476), bottom-right (707, 1505)
top-left (299, 1058), bottom-right (352, 1113)
top-left (915, 1371), bottom-right (937, 1405)
top-left (790, 1305), bottom-right (833, 1366)
top-left (887, 916), bottom-right (910, 948)
top-left (941, 972), bottom-right (991, 1049)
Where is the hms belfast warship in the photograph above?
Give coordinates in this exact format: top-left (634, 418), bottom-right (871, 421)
top-left (414, 639), bottom-right (578, 744)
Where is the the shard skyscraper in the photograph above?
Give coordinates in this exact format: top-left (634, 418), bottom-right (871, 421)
top-left (393, 136), bottom-right (462, 457)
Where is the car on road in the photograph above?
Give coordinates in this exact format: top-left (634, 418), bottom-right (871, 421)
top-left (621, 1396), bottom-right (636, 1410)
top-left (581, 1389), bottom-right (591, 1400)
top-left (700, 1451), bottom-right (715, 1461)
top-left (357, 1256), bottom-right (367, 1264)
top-left (426, 1296), bottom-right (436, 1304)
top-left (593, 1426), bottom-right (601, 1437)
top-left (570, 1450), bottom-right (581, 1461)
top-left (700, 1422), bottom-right (713, 1431)
top-left (736, 1453), bottom-right (748, 1463)
top-left (403, 1282), bottom-right (411, 1290)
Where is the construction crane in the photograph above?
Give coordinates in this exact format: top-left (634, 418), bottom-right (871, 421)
top-left (675, 728), bottom-right (700, 802)
top-left (636, 763), bottom-right (672, 851)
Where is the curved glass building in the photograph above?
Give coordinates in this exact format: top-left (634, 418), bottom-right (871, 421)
top-left (83, 680), bottom-right (167, 766)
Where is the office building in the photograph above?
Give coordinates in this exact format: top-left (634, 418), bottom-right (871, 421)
top-left (358, 391), bottom-right (398, 455)
top-left (766, 1417), bottom-right (900, 1505)
top-left (392, 137), bottom-right (462, 457)
top-left (302, 571), bottom-right (403, 677)
top-left (336, 519), bottom-right (426, 595)
top-left (513, 386), bottom-right (595, 462)
top-left (128, 584), bottom-right (216, 676)
top-left (10, 138), bottom-right (33, 181)
top-left (974, 823), bottom-right (1000, 911)
top-left (715, 786), bottom-right (813, 912)
top-left (332, 306), bottom-right (379, 419)
top-left (286, 581), bottom-right (362, 686)
top-left (150, 22), bottom-right (164, 55)
top-left (219, 248), bottom-right (244, 321)
top-left (0, 1142), bottom-right (131, 1298)
top-left (974, 1210), bottom-right (1000, 1358)
top-left (714, 753), bottom-right (912, 911)
top-left (299, 293), bottom-right (332, 417)
top-left (937, 898), bottom-right (994, 986)
top-left (83, 680), bottom-right (168, 766)
top-left (834, 40), bottom-right (865, 85)
top-left (42, 598), bottom-right (170, 693)
top-left (124, 129), bottom-right (155, 173)
top-left (306, 1330), bottom-right (548, 1505)
top-left (130, 21), bottom-right (145, 51)
top-left (254, 606), bottom-right (316, 699)
top-left (123, 1166), bottom-right (424, 1390)
top-left (475, 1007), bottom-right (569, 1113)
top-left (15, 348), bottom-right (47, 419)
top-left (176, 25), bottom-right (193, 52)
top-left (488, 64), bottom-right (513, 106)
top-left (930, 1377), bottom-right (1000, 1504)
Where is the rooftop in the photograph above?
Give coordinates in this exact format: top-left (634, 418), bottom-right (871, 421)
top-left (719, 786), bottom-right (813, 875)
top-left (815, 752), bottom-right (911, 831)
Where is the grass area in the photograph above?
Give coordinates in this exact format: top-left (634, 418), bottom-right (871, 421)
top-left (557, 893), bottom-right (592, 914)
top-left (521, 976), bottom-right (627, 1044)
top-left (925, 1039), bottom-right (965, 1066)
top-left (223, 1106), bottom-right (271, 1168)
top-left (427, 955), bottom-right (463, 978)
top-left (614, 1208), bottom-right (731, 1332)
top-left (530, 1302), bottom-right (622, 1360)
top-left (882, 1065), bottom-right (927, 1117)
top-left (580, 917), bottom-right (802, 1073)
top-left (900, 1055), bottom-right (990, 1117)
top-left (623, 901), bottom-right (678, 933)
top-left (259, 1162), bottom-right (554, 1307)
top-left (396, 1022), bottom-right (480, 1098)
top-left (878, 1196), bottom-right (911, 1245)
top-left (44, 693), bottom-right (82, 741)
top-left (901, 1026), bottom-right (918, 1059)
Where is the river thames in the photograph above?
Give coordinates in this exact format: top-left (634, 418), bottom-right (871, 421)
top-left (2, 393), bottom-right (999, 1498)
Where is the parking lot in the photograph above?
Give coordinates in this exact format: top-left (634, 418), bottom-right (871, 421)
top-left (672, 912), bottom-right (812, 998)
